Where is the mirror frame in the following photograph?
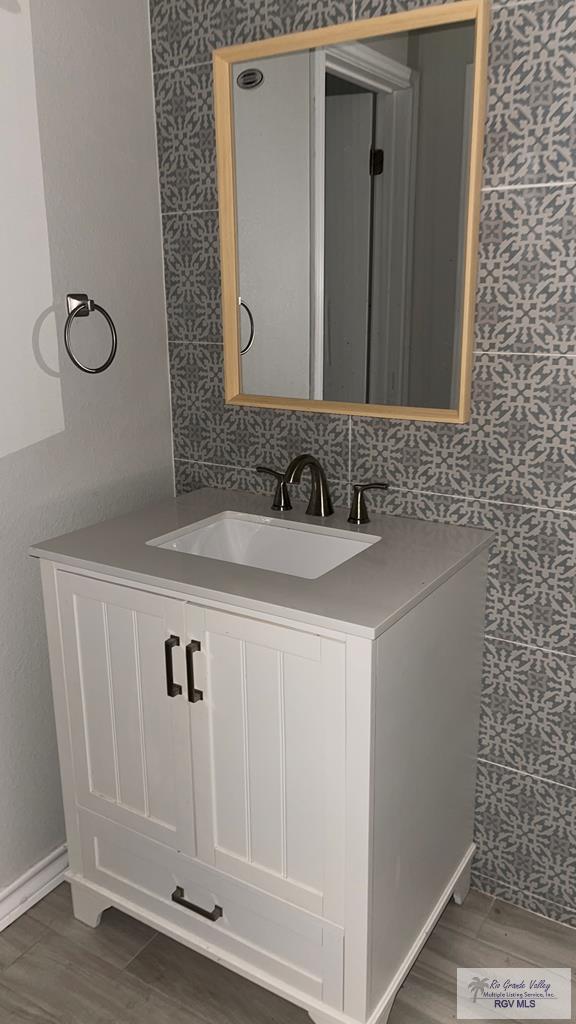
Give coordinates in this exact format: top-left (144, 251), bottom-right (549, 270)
top-left (213, 0), bottom-right (490, 423)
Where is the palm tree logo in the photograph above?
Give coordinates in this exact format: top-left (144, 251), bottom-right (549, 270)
top-left (468, 976), bottom-right (490, 1003)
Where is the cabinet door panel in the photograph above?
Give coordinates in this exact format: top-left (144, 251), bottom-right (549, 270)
top-left (210, 631), bottom-right (250, 857)
top-left (245, 643), bottom-right (284, 873)
top-left (191, 608), bottom-right (346, 921)
top-left (107, 602), bottom-right (147, 814)
top-left (57, 572), bottom-right (195, 853)
top-left (283, 652), bottom-right (323, 891)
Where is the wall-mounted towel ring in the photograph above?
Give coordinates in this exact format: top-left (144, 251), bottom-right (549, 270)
top-left (64, 293), bottom-right (118, 374)
top-left (239, 297), bottom-right (255, 355)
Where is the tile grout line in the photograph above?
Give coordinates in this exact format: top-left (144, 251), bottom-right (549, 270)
top-left (121, 937), bottom-right (204, 1017)
top-left (490, 0), bottom-right (573, 6)
top-left (482, 180), bottom-right (576, 193)
top-left (121, 929), bottom-right (159, 971)
top-left (162, 209), bottom-right (220, 217)
top-left (473, 871), bottom-right (576, 922)
top-left (484, 634), bottom-right (576, 660)
top-left (386, 484), bottom-right (576, 518)
top-left (477, 757), bottom-right (576, 793)
top-left (174, 458), bottom-right (575, 518)
top-left (175, 456), bottom-right (349, 477)
top-left (159, 176), bottom-right (576, 216)
top-left (153, 60), bottom-right (212, 77)
top-left (175, 457), bottom-right (351, 496)
top-left (168, 338), bottom-right (576, 360)
top-left (474, 350), bottom-right (576, 359)
top-left (0, 923), bottom-right (50, 975)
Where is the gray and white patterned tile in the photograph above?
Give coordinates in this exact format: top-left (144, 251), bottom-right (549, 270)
top-left (350, 354), bottom-right (576, 510)
top-left (474, 761), bottom-right (576, 912)
top-left (175, 458), bottom-right (350, 508)
top-left (372, 491), bottom-right (576, 655)
top-left (175, 459), bottom-right (258, 497)
top-left (471, 871), bottom-right (576, 931)
top-left (479, 638), bottom-right (576, 788)
top-left (170, 344), bottom-right (350, 483)
top-left (163, 212), bottom-right (221, 341)
top-left (355, 0), bottom-right (448, 16)
top-left (154, 64), bottom-right (216, 214)
top-left (150, 0), bottom-right (354, 73)
top-left (484, 0), bottom-right (576, 187)
top-left (151, 0), bottom-right (576, 934)
top-left (476, 186), bottom-right (576, 354)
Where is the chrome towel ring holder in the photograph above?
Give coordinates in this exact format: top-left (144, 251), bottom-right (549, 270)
top-left (64, 293), bottom-right (118, 374)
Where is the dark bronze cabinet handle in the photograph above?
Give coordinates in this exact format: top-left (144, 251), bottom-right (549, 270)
top-left (164, 635), bottom-right (182, 697)
top-left (185, 640), bottom-right (203, 703)
top-left (171, 886), bottom-right (223, 921)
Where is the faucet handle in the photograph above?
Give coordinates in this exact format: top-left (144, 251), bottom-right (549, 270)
top-left (256, 466), bottom-right (292, 512)
top-left (348, 482), bottom-right (389, 525)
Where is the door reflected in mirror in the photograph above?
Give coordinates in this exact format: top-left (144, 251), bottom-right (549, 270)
top-left (214, 2), bottom-right (490, 421)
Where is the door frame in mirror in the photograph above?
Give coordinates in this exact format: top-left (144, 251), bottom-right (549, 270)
top-left (213, 0), bottom-right (490, 423)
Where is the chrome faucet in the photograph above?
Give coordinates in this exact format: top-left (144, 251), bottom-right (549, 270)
top-left (284, 453), bottom-right (334, 517)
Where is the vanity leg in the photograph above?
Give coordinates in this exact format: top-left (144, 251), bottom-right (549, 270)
top-left (70, 881), bottom-right (110, 928)
top-left (452, 859), bottom-right (472, 906)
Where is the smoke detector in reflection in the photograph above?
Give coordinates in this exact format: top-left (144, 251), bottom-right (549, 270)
top-left (236, 68), bottom-right (264, 89)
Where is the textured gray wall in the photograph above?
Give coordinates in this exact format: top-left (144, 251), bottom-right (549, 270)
top-left (150, 0), bottom-right (576, 925)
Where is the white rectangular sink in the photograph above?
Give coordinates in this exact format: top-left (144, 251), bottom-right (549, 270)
top-left (148, 511), bottom-right (380, 579)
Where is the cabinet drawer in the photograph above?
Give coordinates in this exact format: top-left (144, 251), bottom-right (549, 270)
top-left (78, 809), bottom-right (343, 1009)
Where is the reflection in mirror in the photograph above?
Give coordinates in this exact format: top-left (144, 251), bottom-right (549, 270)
top-left (232, 19), bottom-right (476, 410)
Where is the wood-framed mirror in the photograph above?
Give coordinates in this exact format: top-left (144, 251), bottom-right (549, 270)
top-left (213, 0), bottom-right (490, 423)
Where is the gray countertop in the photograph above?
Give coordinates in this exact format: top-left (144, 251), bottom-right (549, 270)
top-left (30, 488), bottom-right (492, 638)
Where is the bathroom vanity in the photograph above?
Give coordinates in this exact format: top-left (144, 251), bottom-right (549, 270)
top-left (32, 488), bottom-right (490, 1024)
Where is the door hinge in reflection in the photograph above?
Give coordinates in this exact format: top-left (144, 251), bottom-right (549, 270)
top-left (370, 148), bottom-right (384, 176)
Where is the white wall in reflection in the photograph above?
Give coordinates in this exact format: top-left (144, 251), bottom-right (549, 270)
top-left (0, 0), bottom-right (64, 459)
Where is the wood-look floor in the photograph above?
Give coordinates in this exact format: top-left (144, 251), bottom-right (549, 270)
top-left (0, 883), bottom-right (573, 1022)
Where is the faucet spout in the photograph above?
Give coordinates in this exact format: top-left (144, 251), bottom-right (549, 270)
top-left (284, 453), bottom-right (334, 517)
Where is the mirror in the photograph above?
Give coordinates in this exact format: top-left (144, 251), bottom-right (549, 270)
top-left (214, 1), bottom-right (490, 422)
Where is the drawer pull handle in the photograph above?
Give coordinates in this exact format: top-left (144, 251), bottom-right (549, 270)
top-left (185, 640), bottom-right (203, 703)
top-left (171, 885), bottom-right (223, 921)
top-left (164, 635), bottom-right (182, 698)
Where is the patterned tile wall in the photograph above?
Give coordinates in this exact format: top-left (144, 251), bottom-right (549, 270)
top-left (149, 0), bottom-right (576, 925)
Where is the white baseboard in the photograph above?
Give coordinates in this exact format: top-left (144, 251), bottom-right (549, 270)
top-left (0, 844), bottom-right (68, 931)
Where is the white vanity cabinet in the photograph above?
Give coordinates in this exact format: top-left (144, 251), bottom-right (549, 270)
top-left (35, 494), bottom-right (489, 1024)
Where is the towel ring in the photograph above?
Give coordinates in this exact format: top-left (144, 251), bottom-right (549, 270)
top-left (239, 298), bottom-right (255, 355)
top-left (64, 293), bottom-right (118, 374)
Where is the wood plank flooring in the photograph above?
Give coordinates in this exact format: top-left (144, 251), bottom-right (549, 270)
top-left (0, 882), bottom-right (573, 1022)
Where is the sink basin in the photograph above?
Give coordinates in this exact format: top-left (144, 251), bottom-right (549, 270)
top-left (148, 511), bottom-right (380, 579)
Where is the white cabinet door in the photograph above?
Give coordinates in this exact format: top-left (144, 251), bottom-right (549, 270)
top-left (57, 572), bottom-right (195, 854)
top-left (189, 607), bottom-right (346, 922)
